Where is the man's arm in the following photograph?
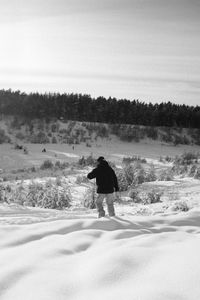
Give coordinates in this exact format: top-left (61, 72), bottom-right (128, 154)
top-left (87, 168), bottom-right (98, 180)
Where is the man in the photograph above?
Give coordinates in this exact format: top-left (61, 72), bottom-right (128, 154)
top-left (87, 156), bottom-right (119, 217)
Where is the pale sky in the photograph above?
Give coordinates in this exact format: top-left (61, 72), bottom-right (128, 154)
top-left (0, 0), bottom-right (200, 105)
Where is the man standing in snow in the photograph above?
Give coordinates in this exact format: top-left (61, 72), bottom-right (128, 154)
top-left (87, 156), bottom-right (119, 218)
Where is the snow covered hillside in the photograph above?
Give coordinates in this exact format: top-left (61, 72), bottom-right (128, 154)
top-left (1, 199), bottom-right (200, 300)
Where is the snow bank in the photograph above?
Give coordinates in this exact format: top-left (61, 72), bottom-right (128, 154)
top-left (1, 205), bottom-right (200, 300)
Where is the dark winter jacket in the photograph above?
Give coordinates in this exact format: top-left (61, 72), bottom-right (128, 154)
top-left (87, 160), bottom-right (119, 194)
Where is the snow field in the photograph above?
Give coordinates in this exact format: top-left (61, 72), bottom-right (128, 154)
top-left (1, 206), bottom-right (200, 300)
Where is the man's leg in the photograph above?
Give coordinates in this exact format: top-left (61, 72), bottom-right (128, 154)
top-left (105, 194), bottom-right (115, 216)
top-left (96, 194), bottom-right (105, 218)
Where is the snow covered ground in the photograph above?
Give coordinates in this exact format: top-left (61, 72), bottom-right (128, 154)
top-left (1, 146), bottom-right (200, 300)
top-left (1, 187), bottom-right (200, 299)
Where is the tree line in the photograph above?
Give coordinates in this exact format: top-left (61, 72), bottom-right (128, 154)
top-left (0, 89), bottom-right (200, 128)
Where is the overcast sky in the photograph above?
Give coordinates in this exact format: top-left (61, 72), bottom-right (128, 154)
top-left (0, 0), bottom-right (200, 105)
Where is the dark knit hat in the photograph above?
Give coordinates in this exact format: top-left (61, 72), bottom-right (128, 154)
top-left (97, 156), bottom-right (105, 162)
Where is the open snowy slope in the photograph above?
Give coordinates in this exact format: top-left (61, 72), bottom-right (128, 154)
top-left (1, 204), bottom-right (200, 300)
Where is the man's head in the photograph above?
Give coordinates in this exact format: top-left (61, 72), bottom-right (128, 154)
top-left (97, 156), bottom-right (109, 168)
top-left (97, 156), bottom-right (105, 163)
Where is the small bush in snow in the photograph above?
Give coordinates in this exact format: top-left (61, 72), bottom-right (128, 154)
top-left (158, 169), bottom-right (174, 181)
top-left (0, 129), bottom-right (11, 144)
top-left (75, 175), bottom-right (89, 184)
top-left (78, 155), bottom-right (96, 167)
top-left (144, 190), bottom-right (162, 204)
top-left (122, 156), bottom-right (147, 165)
top-left (116, 163), bottom-right (157, 191)
top-left (171, 201), bottom-right (189, 212)
top-left (145, 126), bottom-right (158, 140)
top-left (174, 152), bottom-right (200, 165)
top-left (52, 136), bottom-right (57, 143)
top-left (40, 159), bottom-right (54, 170)
top-left (159, 155), bottom-right (173, 163)
top-left (145, 165), bottom-right (157, 182)
top-left (2, 180), bottom-right (71, 209)
top-left (82, 187), bottom-right (96, 209)
top-left (116, 169), bottom-right (130, 191)
top-left (132, 166), bottom-right (146, 185)
top-left (124, 164), bottom-right (138, 185)
top-left (171, 164), bottom-right (188, 176)
top-left (55, 160), bottom-right (69, 170)
top-left (128, 189), bottom-right (141, 203)
top-left (128, 188), bottom-right (162, 205)
top-left (193, 166), bottom-right (200, 179)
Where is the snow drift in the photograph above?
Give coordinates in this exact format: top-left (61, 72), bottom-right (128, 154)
top-left (1, 204), bottom-right (200, 300)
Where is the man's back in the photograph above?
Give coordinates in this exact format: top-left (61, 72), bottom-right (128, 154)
top-left (87, 160), bottom-right (119, 194)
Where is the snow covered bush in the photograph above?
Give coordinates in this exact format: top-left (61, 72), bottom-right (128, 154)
top-left (1, 180), bottom-right (71, 209)
top-left (132, 166), bottom-right (146, 185)
top-left (174, 152), bottom-right (200, 165)
top-left (116, 163), bottom-right (157, 192)
top-left (82, 187), bottom-right (96, 209)
top-left (124, 164), bottom-right (138, 185)
top-left (145, 165), bottom-right (157, 182)
top-left (194, 166), bottom-right (200, 179)
top-left (128, 188), bottom-right (162, 205)
top-left (171, 164), bottom-right (188, 176)
top-left (0, 184), bottom-right (8, 203)
top-left (115, 169), bottom-right (129, 191)
top-left (54, 160), bottom-right (69, 170)
top-left (158, 169), bottom-right (174, 181)
top-left (78, 155), bottom-right (96, 167)
top-left (122, 156), bottom-right (147, 165)
top-left (171, 201), bottom-right (189, 212)
top-left (144, 190), bottom-right (162, 204)
top-left (76, 175), bottom-right (89, 184)
top-left (128, 189), bottom-right (141, 203)
top-left (0, 129), bottom-right (11, 143)
top-left (187, 164), bottom-right (200, 179)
